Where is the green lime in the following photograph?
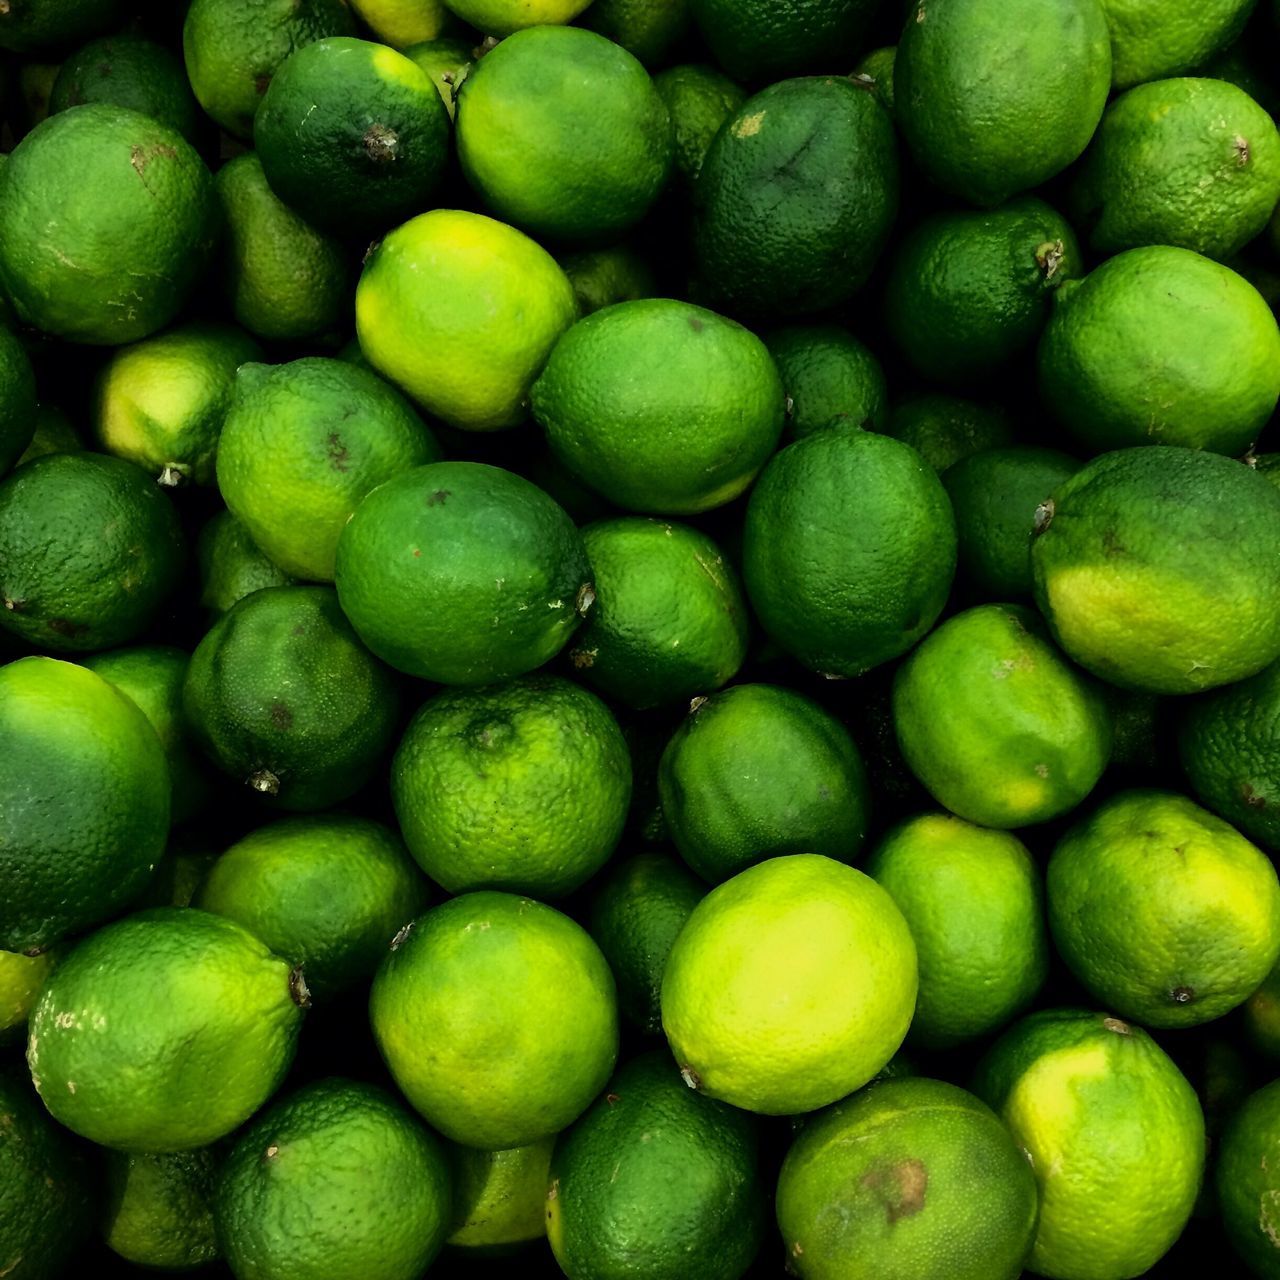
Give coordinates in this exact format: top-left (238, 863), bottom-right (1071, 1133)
top-left (369, 891), bottom-right (618, 1148)
top-left (335, 460), bottom-right (592, 683)
top-left (1101, 0), bottom-right (1253, 89)
top-left (581, 0), bottom-right (690, 65)
top-left (184, 585), bottom-right (399, 810)
top-left (588, 853), bottom-right (704, 1034)
top-left (776, 1078), bottom-right (1038, 1280)
top-left (547, 1050), bottom-right (766, 1280)
top-left (1039, 246), bottom-right (1280, 452)
top-left (441, 0), bottom-right (591, 39)
top-left (0, 105), bottom-right (218, 345)
top-left (568, 518), bottom-right (748, 708)
top-left (973, 1009), bottom-right (1204, 1280)
top-left (447, 1140), bottom-right (553, 1253)
top-left (558, 245), bottom-right (656, 315)
top-left (402, 36), bottom-right (473, 118)
top-left (216, 358), bottom-right (440, 582)
top-left (0, 325), bottom-right (36, 477)
top-left (391, 675), bottom-right (631, 897)
top-left (1031, 446), bottom-right (1280, 693)
top-left (215, 1078), bottom-right (452, 1280)
top-left (742, 425), bottom-right (957, 677)
top-left (896, 0), bottom-right (1111, 207)
top-left (456, 27), bottom-right (671, 243)
top-left (93, 322), bottom-right (263, 488)
top-left (766, 325), bottom-right (888, 438)
top-left (350, 0), bottom-right (451, 47)
top-left (0, 947), bottom-right (57, 1044)
top-left (653, 63), bottom-right (745, 184)
top-left (693, 76), bottom-right (898, 319)
top-left (13, 402), bottom-right (79, 469)
top-left (866, 815), bottom-right (1049, 1050)
top-left (885, 197), bottom-right (1082, 382)
top-left (104, 1148), bottom-right (219, 1271)
top-left (661, 854), bottom-right (916, 1114)
top-left (1048, 789), bottom-right (1280, 1027)
top-left (0, 0), bottom-right (122, 53)
top-left (851, 45), bottom-right (895, 113)
top-left (198, 815), bottom-right (427, 997)
top-left (356, 209), bottom-right (578, 431)
top-left (197, 510), bottom-right (295, 617)
top-left (1218, 1078), bottom-right (1280, 1278)
top-left (1243, 962), bottom-right (1280, 1059)
top-left (658, 684), bottom-right (871, 882)
top-left (0, 658), bottom-right (170, 952)
top-left (49, 34), bottom-right (200, 140)
top-left (885, 394), bottom-right (1012, 472)
top-left (29, 907), bottom-right (305, 1151)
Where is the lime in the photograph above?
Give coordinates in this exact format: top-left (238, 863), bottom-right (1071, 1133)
top-left (0, 325), bottom-right (37, 477)
top-left (0, 658), bottom-right (170, 952)
top-left (568, 518), bottom-right (748, 708)
top-left (558, 245), bottom-right (656, 316)
top-left (104, 1148), bottom-right (219, 1271)
top-left (742, 424), bottom-right (957, 677)
top-left (658, 684), bottom-right (871, 882)
top-left (653, 63), bottom-right (746, 184)
top-left (196, 510), bottom-right (295, 618)
top-left (216, 357), bottom-right (440, 582)
top-left (350, 0), bottom-right (451, 47)
top-left (0, 947), bottom-right (57, 1044)
top-left (334, 461), bottom-right (592, 684)
top-left (391, 675), bottom-right (631, 896)
top-left (0, 105), bottom-right (217, 345)
top-left (1102, 0), bottom-right (1253, 89)
top-left (974, 1009), bottom-right (1204, 1280)
top-left (11, 403), bottom-right (71, 472)
top-left (369, 891), bottom-right (618, 1148)
top-left (581, 0), bottom-right (690, 66)
top-left (402, 36), bottom-right (473, 118)
top-left (356, 209), bottom-right (578, 430)
top-left (29, 907), bottom-right (305, 1152)
top-left (765, 325), bottom-right (889, 438)
top-left (215, 1078), bottom-right (452, 1280)
top-left (447, 1140), bottom-right (553, 1253)
top-left (1243, 962), bottom-right (1280, 1059)
top-left (456, 27), bottom-right (671, 243)
top-left (885, 394), bottom-right (1012, 472)
top-left (1038, 246), bottom-right (1280, 453)
top-left (866, 815), bottom-right (1049, 1050)
top-left (1218, 1079), bottom-right (1280, 1278)
top-left (661, 854), bottom-right (917, 1114)
top-left (0, 0), bottom-right (122, 53)
top-left (547, 1050), bottom-right (766, 1280)
top-left (92, 322), bottom-right (263, 488)
top-left (441, 0), bottom-right (591, 38)
top-left (1030, 446), bottom-right (1280, 693)
top-left (776, 1078), bottom-right (1038, 1280)
top-left (852, 45), bottom-right (895, 113)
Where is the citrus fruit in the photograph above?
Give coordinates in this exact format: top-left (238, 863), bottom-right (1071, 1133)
top-left (215, 1078), bottom-right (452, 1280)
top-left (866, 814), bottom-right (1049, 1050)
top-left (653, 63), bottom-right (746, 184)
top-left (0, 947), bottom-right (58, 1044)
top-left (1101, 0), bottom-right (1254, 89)
top-left (558, 245), bottom-right (655, 316)
top-left (391, 675), bottom-right (632, 896)
top-left (0, 325), bottom-right (37, 477)
top-left (974, 1008), bottom-right (1204, 1280)
top-left (1217, 1078), bottom-right (1280, 1278)
top-left (1047, 789), bottom-right (1280, 1027)
top-left (92, 321), bottom-right (263, 488)
top-left (402, 36), bottom-right (473, 117)
top-left (547, 1050), bottom-right (766, 1280)
top-left (356, 209), bottom-right (578, 431)
top-left (13, 402), bottom-right (80, 469)
top-left (661, 854), bottom-right (917, 1114)
top-left (440, 0), bottom-right (591, 37)
top-left (0, 657), bottom-right (170, 952)
top-left (942, 446), bottom-right (1081, 597)
top-left (776, 1078), bottom-right (1039, 1280)
top-left (587, 853), bottom-right (704, 1034)
top-left (350, 0), bottom-right (450, 47)
top-left (256, 37), bottom-right (450, 238)
top-left (49, 34), bottom-right (200, 140)
top-left (1030, 446), bottom-right (1280, 693)
top-left (852, 45), bottom-right (895, 113)
top-left (532, 298), bottom-right (783, 514)
top-left (0, 452), bottom-right (184, 653)
top-left (181, 0), bottom-right (356, 138)
top-left (198, 815), bottom-right (427, 997)
top-left (568, 518), bottom-right (749, 708)
top-left (0, 0), bottom-right (122, 53)
top-left (892, 603), bottom-right (1113, 828)
top-left (693, 75), bottom-right (898, 319)
top-left (1038, 245), bottom-right (1280, 452)
top-left (104, 1148), bottom-right (219, 1271)
top-left (0, 105), bottom-right (218, 344)
top-left (28, 907), bottom-right (305, 1152)
top-left (456, 27), bottom-right (671, 243)
top-left (369, 891), bottom-right (618, 1148)
top-left (581, 0), bottom-right (690, 67)
top-left (765, 325), bottom-right (888, 438)
top-left (658, 684), bottom-right (871, 882)
top-left (1242, 961), bottom-right (1280, 1060)
top-left (896, 0), bottom-right (1111, 207)
top-left (214, 153), bottom-right (352, 344)
top-left (183, 585), bottom-right (399, 810)
top-left (196, 510), bottom-right (295, 617)
top-left (447, 1140), bottom-right (553, 1253)
top-left (1071, 77), bottom-right (1280, 260)
top-left (885, 394), bottom-right (1012, 472)
top-left (216, 357), bottom-right (441, 582)
top-left (884, 197), bottom-right (1083, 383)
top-left (742, 424), bottom-right (957, 677)
top-left (335, 460), bottom-right (592, 683)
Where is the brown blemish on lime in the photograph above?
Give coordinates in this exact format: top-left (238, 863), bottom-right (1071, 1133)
top-left (268, 701), bottom-right (293, 731)
top-left (733, 111), bottom-right (766, 139)
top-left (1243, 783), bottom-right (1268, 809)
top-left (679, 1064), bottom-right (701, 1090)
top-left (862, 1158), bottom-right (928, 1224)
top-left (1102, 1016), bottom-right (1131, 1035)
top-left (426, 489), bottom-right (451, 507)
top-left (247, 767), bottom-right (280, 795)
top-left (1033, 499), bottom-right (1054, 534)
top-left (327, 433), bottom-right (351, 472)
top-left (288, 966), bottom-right (311, 1008)
top-left (1171, 985), bottom-right (1195, 1005)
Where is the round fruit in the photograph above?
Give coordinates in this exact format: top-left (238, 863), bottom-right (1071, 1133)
top-left (742, 425), bottom-right (957, 677)
top-left (350, 0), bottom-right (449, 47)
top-left (13, 404), bottom-right (82, 469)
top-left (0, 947), bottom-right (58, 1044)
top-left (197, 510), bottom-right (294, 617)
top-left (0, 105), bottom-right (217, 344)
top-left (558, 245), bottom-right (655, 316)
top-left (440, 0), bottom-right (591, 38)
top-left (0, 325), bottom-right (37, 477)
top-left (1243, 962), bottom-right (1280, 1061)
top-left (886, 394), bottom-right (1012, 472)
top-left (104, 1149), bottom-right (219, 1271)
top-left (1102, 0), bottom-right (1253, 89)
top-left (447, 1140), bottom-right (553, 1253)
top-left (653, 63), bottom-right (745, 183)
top-left (28, 907), bottom-right (305, 1152)
top-left (852, 45), bottom-right (895, 112)
top-left (369, 891), bottom-right (618, 1149)
top-left (661, 854), bottom-right (917, 1114)
top-left (0, 0), bottom-right (122, 53)
top-left (1217, 1079), bottom-right (1280, 1278)
top-left (1030, 446), bottom-right (1280, 693)
top-left (391, 675), bottom-right (632, 897)
top-left (334, 461), bottom-right (592, 684)
top-left (401, 36), bottom-right (472, 118)
top-left (765, 325), bottom-right (889, 438)
top-left (776, 1078), bottom-right (1039, 1280)
top-left (580, 0), bottom-right (689, 65)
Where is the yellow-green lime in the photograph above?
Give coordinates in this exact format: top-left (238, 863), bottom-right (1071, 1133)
top-left (104, 1148), bottom-right (219, 1271)
top-left (885, 394), bottom-right (1012, 472)
top-left (447, 1140), bottom-right (553, 1253)
top-left (1101, 0), bottom-right (1253, 89)
top-left (653, 63), bottom-right (746, 183)
top-left (402, 36), bottom-right (474, 118)
top-left (1242, 961), bottom-right (1280, 1060)
top-left (765, 325), bottom-right (888, 438)
top-left (0, 325), bottom-right (37, 477)
top-left (350, 0), bottom-right (451, 47)
top-left (1217, 1078), bottom-right (1280, 1278)
top-left (369, 891), bottom-right (618, 1148)
top-left (581, 0), bottom-right (690, 66)
top-left (197, 510), bottom-right (295, 617)
top-left (558, 245), bottom-right (656, 315)
top-left (0, 947), bottom-right (57, 1044)
top-left (0, 0), bottom-right (122, 53)
top-left (440, 0), bottom-right (591, 38)
top-left (866, 815), bottom-right (1049, 1050)
top-left (661, 854), bottom-right (917, 1114)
